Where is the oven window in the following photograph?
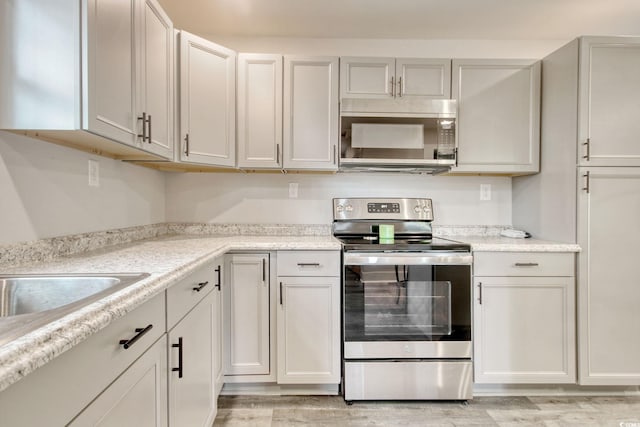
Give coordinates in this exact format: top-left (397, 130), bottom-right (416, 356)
top-left (364, 280), bottom-right (451, 336)
top-left (344, 264), bottom-right (471, 342)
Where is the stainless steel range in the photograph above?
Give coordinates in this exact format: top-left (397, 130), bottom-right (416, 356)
top-left (333, 198), bottom-right (473, 401)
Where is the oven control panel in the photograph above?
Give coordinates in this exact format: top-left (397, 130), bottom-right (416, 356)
top-left (367, 203), bottom-right (400, 214)
top-left (333, 198), bottom-right (433, 221)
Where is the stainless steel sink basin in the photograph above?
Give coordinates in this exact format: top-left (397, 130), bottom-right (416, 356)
top-left (0, 273), bottom-right (149, 346)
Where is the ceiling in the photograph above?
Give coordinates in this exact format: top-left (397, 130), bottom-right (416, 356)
top-left (157, 0), bottom-right (640, 40)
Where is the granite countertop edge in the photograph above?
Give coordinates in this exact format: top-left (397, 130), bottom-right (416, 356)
top-left (452, 236), bottom-right (581, 253)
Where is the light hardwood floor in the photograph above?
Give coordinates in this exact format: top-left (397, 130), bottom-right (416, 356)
top-left (213, 395), bottom-right (640, 426)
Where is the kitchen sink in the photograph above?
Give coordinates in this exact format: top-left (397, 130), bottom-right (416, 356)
top-left (0, 273), bottom-right (149, 346)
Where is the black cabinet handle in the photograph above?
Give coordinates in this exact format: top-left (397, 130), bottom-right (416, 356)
top-left (215, 266), bottom-right (221, 291)
top-left (193, 281), bottom-right (209, 292)
top-left (478, 282), bottom-right (483, 305)
top-left (514, 262), bottom-right (540, 267)
top-left (280, 282), bottom-right (283, 305)
top-left (262, 258), bottom-right (266, 282)
top-left (137, 112), bottom-right (147, 141)
top-left (172, 337), bottom-right (183, 378)
top-left (119, 324), bottom-right (153, 349)
top-left (297, 263), bottom-right (321, 267)
top-left (147, 114), bottom-right (152, 144)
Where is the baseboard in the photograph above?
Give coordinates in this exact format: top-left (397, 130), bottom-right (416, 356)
top-left (221, 382), bottom-right (340, 396)
top-left (473, 383), bottom-right (640, 396)
top-left (220, 382), bottom-right (640, 398)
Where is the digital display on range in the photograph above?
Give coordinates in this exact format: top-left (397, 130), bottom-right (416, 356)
top-left (367, 203), bottom-right (400, 213)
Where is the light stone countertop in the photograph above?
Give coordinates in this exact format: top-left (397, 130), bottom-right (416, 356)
top-left (448, 235), bottom-right (581, 252)
top-left (0, 234), bottom-right (341, 393)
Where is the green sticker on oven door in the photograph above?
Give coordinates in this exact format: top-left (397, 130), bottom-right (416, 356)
top-left (379, 224), bottom-right (395, 240)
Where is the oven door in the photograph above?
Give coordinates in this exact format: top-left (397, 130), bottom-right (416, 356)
top-left (343, 251), bottom-right (472, 359)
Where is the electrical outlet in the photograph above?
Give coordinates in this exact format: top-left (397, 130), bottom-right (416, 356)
top-left (88, 159), bottom-right (100, 187)
top-left (289, 182), bottom-right (298, 198)
top-left (480, 184), bottom-right (491, 201)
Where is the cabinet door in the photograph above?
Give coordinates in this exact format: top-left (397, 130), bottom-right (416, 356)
top-left (168, 291), bottom-right (216, 427)
top-left (212, 260), bottom-right (224, 396)
top-left (224, 254), bottom-right (270, 375)
top-left (237, 54), bottom-right (283, 169)
top-left (69, 336), bottom-right (168, 427)
top-left (473, 277), bottom-right (575, 384)
top-left (578, 37), bottom-right (640, 166)
top-left (283, 56), bottom-right (339, 170)
top-left (396, 58), bottom-right (451, 99)
top-left (452, 59), bottom-right (540, 174)
top-left (340, 57), bottom-right (395, 99)
top-left (179, 31), bottom-right (236, 166)
top-left (85, 0), bottom-right (138, 145)
top-left (138, 0), bottom-right (173, 158)
top-left (577, 167), bottom-right (640, 385)
top-left (277, 276), bottom-right (340, 384)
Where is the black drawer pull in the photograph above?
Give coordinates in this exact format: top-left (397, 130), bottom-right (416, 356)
top-left (192, 281), bottom-right (209, 292)
top-left (297, 263), bottom-right (321, 267)
top-left (172, 337), bottom-right (183, 378)
top-left (119, 324), bottom-right (153, 349)
top-left (514, 263), bottom-right (540, 267)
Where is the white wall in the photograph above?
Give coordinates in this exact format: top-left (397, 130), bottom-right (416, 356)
top-left (0, 131), bottom-right (166, 245)
top-left (165, 172), bottom-right (511, 226)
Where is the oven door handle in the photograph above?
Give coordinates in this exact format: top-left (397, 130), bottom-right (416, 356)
top-left (343, 252), bottom-right (473, 266)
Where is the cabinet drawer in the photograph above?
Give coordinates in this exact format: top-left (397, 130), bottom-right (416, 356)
top-left (277, 251), bottom-right (340, 277)
top-left (474, 252), bottom-right (574, 277)
top-left (167, 260), bottom-right (219, 330)
top-left (0, 292), bottom-right (165, 426)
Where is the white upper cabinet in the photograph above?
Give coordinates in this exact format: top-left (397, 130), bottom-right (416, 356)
top-left (139, 0), bottom-right (174, 157)
top-left (340, 57), bottom-right (396, 99)
top-left (87, 0), bottom-right (173, 158)
top-left (452, 59), bottom-right (540, 174)
top-left (179, 31), bottom-right (236, 167)
top-left (578, 36), bottom-right (640, 166)
top-left (0, 0), bottom-right (174, 160)
top-left (340, 57), bottom-right (451, 100)
top-left (396, 59), bottom-right (451, 98)
top-left (85, 0), bottom-right (138, 146)
top-left (283, 56), bottom-right (339, 170)
top-left (237, 54), bottom-right (283, 169)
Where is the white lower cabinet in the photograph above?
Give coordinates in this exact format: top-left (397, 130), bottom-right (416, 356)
top-left (224, 253), bottom-right (273, 379)
top-left (168, 291), bottom-right (217, 427)
top-left (277, 276), bottom-right (340, 384)
top-left (222, 250), bottom-right (341, 387)
top-left (577, 168), bottom-right (640, 385)
top-left (473, 252), bottom-right (576, 384)
top-left (69, 336), bottom-right (168, 427)
top-left (0, 293), bottom-right (166, 426)
top-left (276, 251), bottom-right (341, 385)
